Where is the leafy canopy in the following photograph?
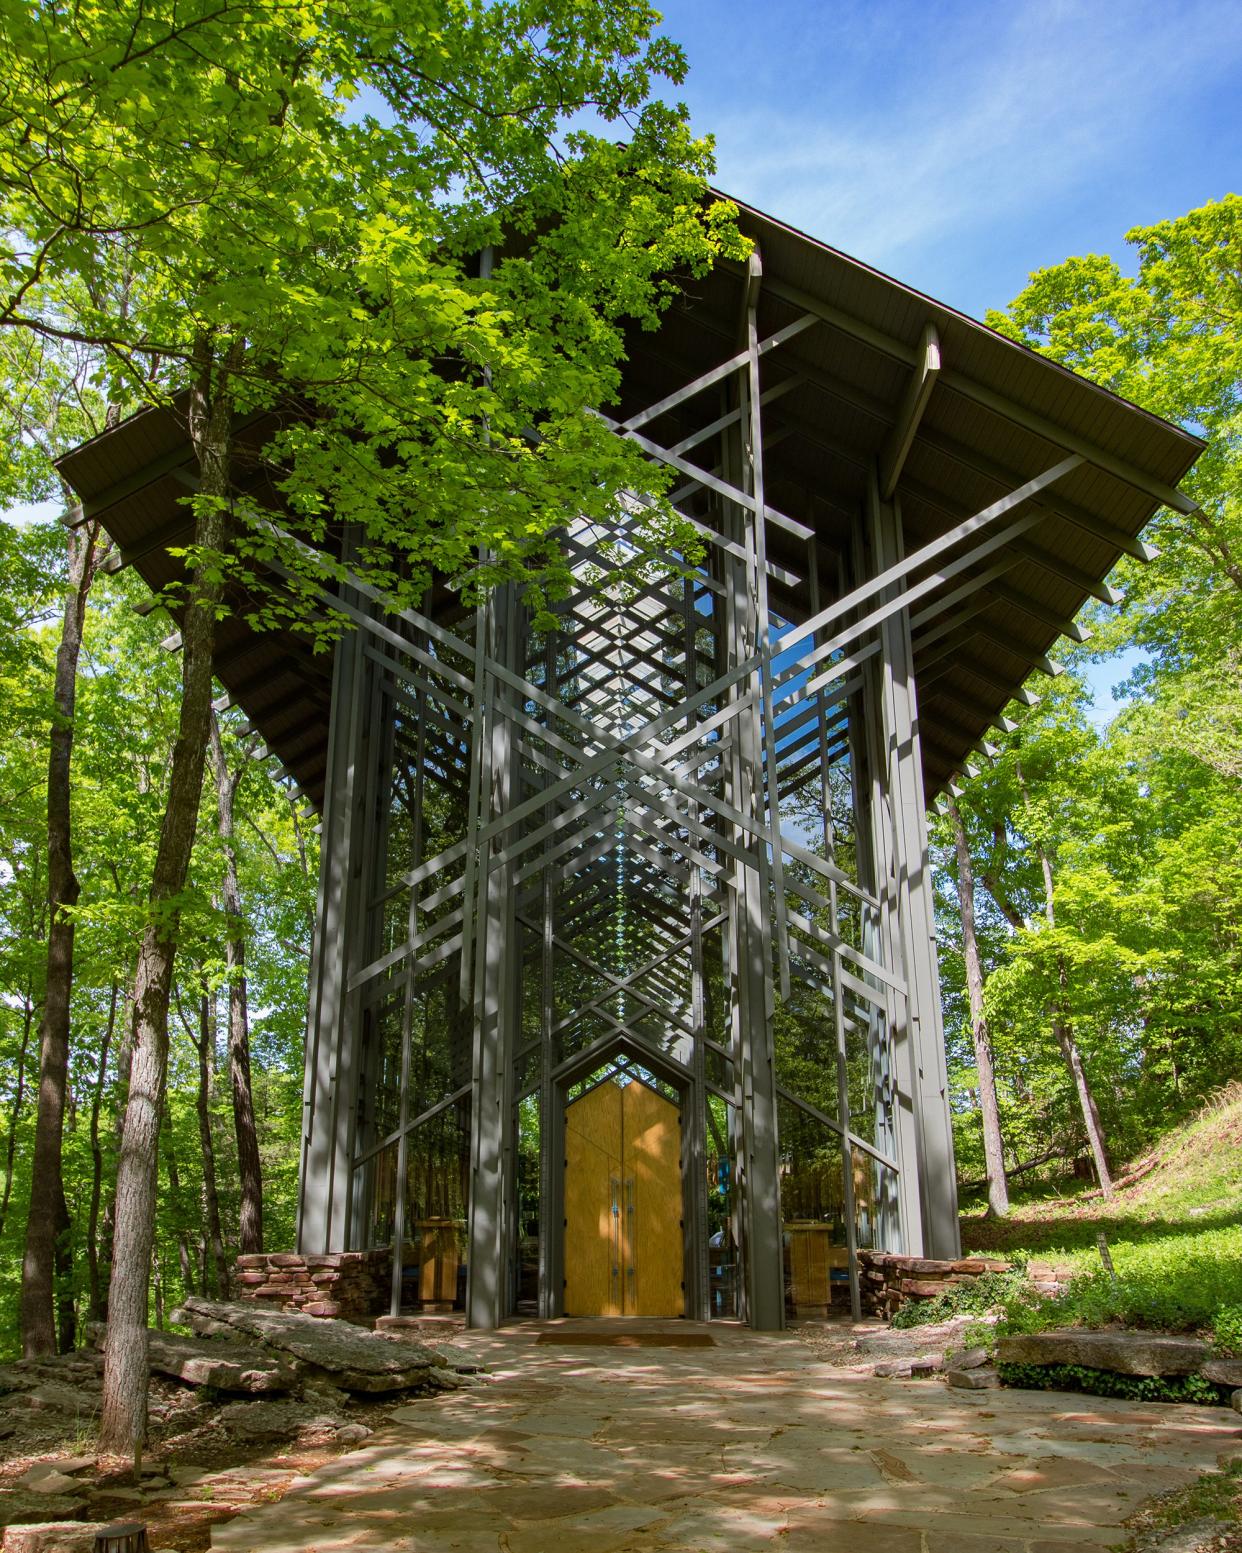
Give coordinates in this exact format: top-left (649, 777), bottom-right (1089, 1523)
top-left (1, 0), bottom-right (744, 623)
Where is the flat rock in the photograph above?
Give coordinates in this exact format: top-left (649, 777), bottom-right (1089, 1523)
top-left (146, 1329), bottom-right (299, 1393)
top-left (17, 1470), bottom-right (81, 1495)
top-left (48, 1458), bottom-right (95, 1477)
top-left (997, 1330), bottom-right (1209, 1377)
top-left (0, 1492), bottom-right (90, 1523)
top-left (1201, 1356), bottom-right (1242, 1386)
top-left (218, 1400), bottom-right (320, 1438)
top-left (177, 1297), bottom-right (440, 1393)
top-left (2, 1523), bottom-right (108, 1552)
top-left (18, 1382), bottom-right (94, 1414)
top-left (1135, 1518), bottom-right (1237, 1553)
top-left (947, 1346), bottom-right (991, 1371)
top-left (945, 1367), bottom-right (999, 1389)
top-left (168, 1465), bottom-right (210, 1486)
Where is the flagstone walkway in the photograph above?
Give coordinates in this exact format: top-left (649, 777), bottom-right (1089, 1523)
top-left (210, 1321), bottom-right (1242, 1552)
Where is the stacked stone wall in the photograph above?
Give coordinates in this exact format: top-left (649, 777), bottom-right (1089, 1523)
top-left (858, 1251), bottom-right (1073, 1317)
top-left (233, 1250), bottom-right (392, 1324)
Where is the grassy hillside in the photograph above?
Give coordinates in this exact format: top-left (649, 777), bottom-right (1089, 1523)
top-left (959, 1082), bottom-right (1242, 1336)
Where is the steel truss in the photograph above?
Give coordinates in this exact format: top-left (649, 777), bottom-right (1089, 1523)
top-left (295, 252), bottom-right (1092, 1329)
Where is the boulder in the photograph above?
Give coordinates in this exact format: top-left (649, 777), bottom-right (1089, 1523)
top-left (1232, 1388), bottom-right (1242, 1414)
top-left (945, 1367), bottom-right (999, 1389)
top-left (145, 1330), bottom-right (298, 1393)
top-left (3, 1523), bottom-right (108, 1552)
top-left (1201, 1356), bottom-right (1242, 1387)
top-left (997, 1330), bottom-right (1210, 1377)
top-left (947, 1347), bottom-right (991, 1372)
top-left (176, 1297), bottom-right (440, 1393)
top-left (334, 1423), bottom-right (373, 1444)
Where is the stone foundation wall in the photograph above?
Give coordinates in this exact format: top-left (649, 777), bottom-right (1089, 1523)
top-left (858, 1251), bottom-right (1073, 1317)
top-left (234, 1251), bottom-right (392, 1324)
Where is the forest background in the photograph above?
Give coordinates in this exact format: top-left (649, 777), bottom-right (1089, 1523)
top-left (1, 1), bottom-right (1240, 1369)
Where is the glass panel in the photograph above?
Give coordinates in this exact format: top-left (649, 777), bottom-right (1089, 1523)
top-left (773, 979), bottom-right (840, 1121)
top-left (514, 1094), bottom-right (541, 1314)
top-left (852, 1143), bottom-right (898, 1254)
top-left (357, 991), bottom-right (405, 1150)
top-left (399, 1097), bottom-right (471, 1311)
top-left (778, 1098), bottom-right (851, 1320)
top-left (361, 1139), bottom-right (399, 1251)
top-left (705, 1092), bottom-right (738, 1319)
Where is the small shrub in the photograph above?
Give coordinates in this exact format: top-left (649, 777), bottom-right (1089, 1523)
top-left (996, 1361), bottom-right (1228, 1406)
top-left (1212, 1305), bottom-right (1242, 1356)
top-left (990, 1247), bottom-right (1242, 1339)
top-left (889, 1269), bottom-right (1031, 1329)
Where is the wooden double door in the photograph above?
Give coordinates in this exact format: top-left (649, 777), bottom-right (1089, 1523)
top-left (563, 1078), bottom-right (684, 1317)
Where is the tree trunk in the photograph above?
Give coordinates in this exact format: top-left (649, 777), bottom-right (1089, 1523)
top-left (193, 987), bottom-right (230, 1297)
top-left (54, 1182), bottom-right (76, 1354)
top-left (162, 1114), bottom-right (197, 1299)
top-left (994, 766), bottom-right (1115, 1200)
top-left (21, 516), bottom-right (103, 1357)
top-left (1031, 832), bottom-right (1114, 1197)
top-left (87, 980), bottom-right (118, 1322)
top-left (0, 987), bottom-right (36, 1240)
top-left (946, 795), bottom-right (1009, 1217)
top-left (98, 978), bottom-right (136, 1321)
top-left (209, 713), bottom-right (264, 1255)
top-left (100, 348), bottom-right (237, 1456)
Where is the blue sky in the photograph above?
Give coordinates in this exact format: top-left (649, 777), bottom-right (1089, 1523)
top-left (655, 0), bottom-right (1242, 319)
top-left (652, 0), bottom-right (1241, 718)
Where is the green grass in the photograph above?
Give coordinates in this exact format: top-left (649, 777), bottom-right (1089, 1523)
top-left (957, 1083), bottom-right (1242, 1339)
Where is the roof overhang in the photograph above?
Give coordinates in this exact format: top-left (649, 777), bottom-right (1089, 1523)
top-left (56, 193), bottom-right (1202, 809)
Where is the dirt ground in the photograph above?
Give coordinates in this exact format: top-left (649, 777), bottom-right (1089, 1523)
top-left (0, 1352), bottom-right (448, 1551)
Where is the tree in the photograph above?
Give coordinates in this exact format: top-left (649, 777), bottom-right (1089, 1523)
top-left (943, 795), bottom-right (1009, 1216)
top-left (3, 0), bottom-right (740, 1453)
top-left (20, 515), bottom-right (107, 1355)
top-left (208, 713), bottom-right (262, 1257)
top-left (986, 197), bottom-right (1242, 770)
top-left (2, 308), bottom-right (123, 1354)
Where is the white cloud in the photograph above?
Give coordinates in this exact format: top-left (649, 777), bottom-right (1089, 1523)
top-left (677, 0), bottom-right (1242, 297)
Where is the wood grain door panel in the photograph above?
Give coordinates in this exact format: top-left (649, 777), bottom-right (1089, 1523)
top-left (563, 1078), bottom-right (683, 1317)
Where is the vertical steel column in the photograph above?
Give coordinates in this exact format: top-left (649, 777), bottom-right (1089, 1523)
top-left (722, 256), bottom-right (784, 1330)
top-left (388, 645), bottom-right (430, 1315)
top-left (809, 546), bottom-right (862, 1320)
top-left (297, 570), bottom-right (375, 1253)
top-left (683, 572), bottom-right (710, 1321)
top-left (538, 632), bottom-right (559, 1318)
top-left (864, 475), bottom-right (961, 1259)
top-left (467, 584), bottom-right (519, 1327)
top-left (854, 504), bottom-right (925, 1256)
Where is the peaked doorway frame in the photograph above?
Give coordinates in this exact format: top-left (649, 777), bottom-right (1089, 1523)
top-left (546, 1038), bottom-right (700, 1321)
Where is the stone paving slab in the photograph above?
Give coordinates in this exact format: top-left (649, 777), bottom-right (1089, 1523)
top-left (210, 1320), bottom-right (1241, 1552)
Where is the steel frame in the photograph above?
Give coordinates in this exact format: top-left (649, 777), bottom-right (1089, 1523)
top-left (291, 263), bottom-right (1108, 1330)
